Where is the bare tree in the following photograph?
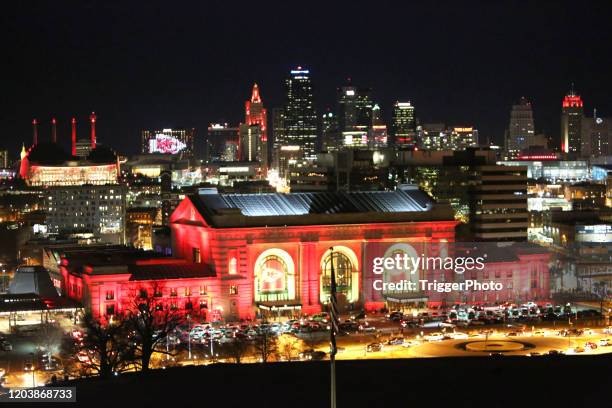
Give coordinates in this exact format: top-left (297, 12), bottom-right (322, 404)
top-left (277, 333), bottom-right (304, 361)
top-left (59, 334), bottom-right (82, 379)
top-left (222, 337), bottom-right (251, 363)
top-left (253, 326), bottom-right (277, 363)
top-left (79, 313), bottom-right (135, 378)
top-left (124, 283), bottom-right (183, 371)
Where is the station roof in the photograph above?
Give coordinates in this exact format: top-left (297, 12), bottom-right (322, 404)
top-left (183, 186), bottom-right (455, 228)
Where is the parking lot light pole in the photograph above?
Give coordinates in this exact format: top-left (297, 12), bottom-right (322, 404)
top-left (188, 315), bottom-right (192, 360)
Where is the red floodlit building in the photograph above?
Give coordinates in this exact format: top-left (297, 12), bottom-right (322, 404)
top-left (52, 187), bottom-right (551, 321)
top-left (169, 186), bottom-right (457, 319)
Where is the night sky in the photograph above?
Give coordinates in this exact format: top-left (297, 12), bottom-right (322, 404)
top-left (3, 1), bottom-right (612, 158)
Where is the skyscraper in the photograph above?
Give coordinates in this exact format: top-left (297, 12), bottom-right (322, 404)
top-left (321, 111), bottom-right (339, 152)
top-left (244, 83), bottom-right (268, 165)
top-left (368, 104), bottom-right (388, 148)
top-left (581, 111), bottom-right (612, 158)
top-left (391, 101), bottom-right (416, 148)
top-left (506, 97), bottom-right (535, 157)
top-left (271, 107), bottom-right (286, 170)
top-left (283, 67), bottom-right (318, 161)
top-left (337, 84), bottom-right (373, 131)
top-left (206, 123), bottom-right (239, 162)
top-left (561, 87), bottom-right (584, 154)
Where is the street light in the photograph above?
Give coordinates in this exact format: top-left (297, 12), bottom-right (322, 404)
top-left (187, 315), bottom-right (192, 360)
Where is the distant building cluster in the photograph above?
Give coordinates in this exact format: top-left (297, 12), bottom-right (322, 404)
top-left (0, 68), bottom-right (609, 321)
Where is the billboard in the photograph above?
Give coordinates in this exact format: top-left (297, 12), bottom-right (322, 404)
top-left (148, 133), bottom-right (187, 154)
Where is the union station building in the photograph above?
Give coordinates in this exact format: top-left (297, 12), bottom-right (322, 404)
top-left (49, 187), bottom-right (550, 321)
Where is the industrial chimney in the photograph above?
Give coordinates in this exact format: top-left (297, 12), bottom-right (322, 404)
top-left (51, 117), bottom-right (57, 143)
top-left (71, 117), bottom-right (77, 156)
top-left (89, 112), bottom-right (97, 149)
top-left (32, 118), bottom-right (38, 146)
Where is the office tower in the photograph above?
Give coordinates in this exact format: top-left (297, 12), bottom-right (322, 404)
top-left (561, 87), bottom-right (584, 154)
top-left (419, 123), bottom-right (447, 150)
top-left (337, 84), bottom-right (373, 131)
top-left (368, 104), bottom-right (387, 148)
top-left (506, 97), bottom-right (535, 157)
top-left (392, 101), bottom-right (416, 148)
top-left (239, 124), bottom-right (264, 162)
top-left (45, 184), bottom-right (126, 244)
top-left (581, 111), bottom-right (612, 157)
top-left (271, 107), bottom-right (286, 170)
top-left (283, 67), bottom-right (318, 161)
top-left (206, 124), bottom-right (239, 162)
top-left (321, 111), bottom-right (339, 152)
top-left (470, 165), bottom-right (528, 241)
top-left (245, 83), bottom-right (268, 165)
top-left (449, 127), bottom-right (479, 150)
top-left (141, 128), bottom-right (195, 159)
top-left (0, 150), bottom-right (8, 168)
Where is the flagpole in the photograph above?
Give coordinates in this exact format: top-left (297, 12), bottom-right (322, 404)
top-left (329, 247), bottom-right (337, 408)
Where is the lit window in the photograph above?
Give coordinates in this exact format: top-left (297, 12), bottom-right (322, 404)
top-left (105, 290), bottom-right (114, 300)
top-left (193, 248), bottom-right (201, 263)
top-left (199, 286), bottom-right (207, 295)
top-left (229, 285), bottom-right (238, 295)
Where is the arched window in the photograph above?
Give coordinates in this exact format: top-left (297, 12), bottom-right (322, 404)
top-left (320, 248), bottom-right (358, 304)
top-left (321, 252), bottom-right (352, 291)
top-left (254, 249), bottom-right (296, 302)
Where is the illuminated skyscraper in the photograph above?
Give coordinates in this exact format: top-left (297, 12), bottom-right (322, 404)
top-left (337, 84), bottom-right (373, 131)
top-left (320, 111), bottom-right (339, 152)
top-left (206, 123), bottom-right (239, 162)
top-left (271, 107), bottom-right (286, 170)
top-left (561, 87), bottom-right (584, 154)
top-left (283, 67), bottom-right (318, 161)
top-left (581, 111), bottom-right (612, 157)
top-left (392, 101), bottom-right (416, 148)
top-left (506, 97), bottom-right (535, 157)
top-left (244, 83), bottom-right (268, 165)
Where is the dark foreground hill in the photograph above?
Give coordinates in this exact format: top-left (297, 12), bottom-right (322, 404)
top-left (44, 355), bottom-right (612, 408)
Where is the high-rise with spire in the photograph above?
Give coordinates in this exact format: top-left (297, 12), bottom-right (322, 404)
top-left (241, 83), bottom-right (268, 164)
top-left (561, 85), bottom-right (584, 154)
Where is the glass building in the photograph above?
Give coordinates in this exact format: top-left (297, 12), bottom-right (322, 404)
top-left (282, 67), bottom-right (318, 162)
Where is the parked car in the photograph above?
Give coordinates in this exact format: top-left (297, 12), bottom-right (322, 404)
top-left (366, 343), bottom-right (383, 352)
top-left (424, 332), bottom-right (444, 342)
top-left (585, 342), bottom-right (597, 350)
top-left (598, 338), bottom-right (611, 347)
top-left (0, 341), bottom-right (12, 351)
top-left (386, 337), bottom-right (404, 346)
top-left (299, 349), bottom-right (326, 360)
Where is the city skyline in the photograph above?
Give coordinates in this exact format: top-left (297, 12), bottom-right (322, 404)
top-left (4, 1), bottom-right (612, 157)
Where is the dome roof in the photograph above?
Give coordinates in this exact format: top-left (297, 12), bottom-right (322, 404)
top-left (27, 142), bottom-right (73, 165)
top-left (87, 145), bottom-right (117, 163)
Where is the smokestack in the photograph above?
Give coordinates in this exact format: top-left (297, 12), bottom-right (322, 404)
top-left (51, 117), bottom-right (57, 143)
top-left (32, 118), bottom-right (38, 146)
top-left (89, 112), bottom-right (97, 149)
top-left (71, 117), bottom-right (77, 156)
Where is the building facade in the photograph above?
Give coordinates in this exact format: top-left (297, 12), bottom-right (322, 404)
top-left (392, 101), bottom-right (416, 148)
top-left (282, 67), bottom-right (318, 162)
top-left (506, 97), bottom-right (535, 157)
top-left (561, 89), bottom-right (584, 154)
top-left (45, 184), bottom-right (126, 244)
